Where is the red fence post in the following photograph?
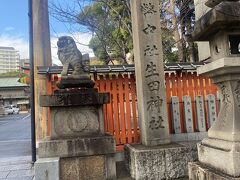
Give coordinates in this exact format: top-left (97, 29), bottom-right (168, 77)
top-left (124, 74), bottom-right (133, 144)
top-left (130, 74), bottom-right (139, 143)
top-left (165, 73), bottom-right (173, 134)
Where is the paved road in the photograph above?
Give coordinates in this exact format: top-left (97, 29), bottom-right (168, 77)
top-left (0, 114), bottom-right (31, 158)
top-left (0, 114), bottom-right (33, 179)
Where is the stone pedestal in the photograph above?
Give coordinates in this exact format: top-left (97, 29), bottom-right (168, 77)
top-left (189, 162), bottom-right (240, 180)
top-left (35, 89), bottom-right (116, 180)
top-left (125, 143), bottom-right (198, 180)
top-left (197, 139), bottom-right (240, 177)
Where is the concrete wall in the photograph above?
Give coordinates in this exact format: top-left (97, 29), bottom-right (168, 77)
top-left (194, 0), bottom-right (211, 61)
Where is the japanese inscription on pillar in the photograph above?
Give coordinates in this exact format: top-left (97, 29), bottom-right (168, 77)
top-left (206, 94), bottom-right (217, 128)
top-left (131, 0), bottom-right (170, 146)
top-left (171, 96), bottom-right (181, 134)
top-left (195, 96), bottom-right (206, 132)
top-left (183, 96), bottom-right (194, 133)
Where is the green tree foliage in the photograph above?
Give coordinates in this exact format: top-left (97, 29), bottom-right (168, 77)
top-left (162, 27), bottom-right (178, 62)
top-left (0, 71), bottom-right (30, 84)
top-left (161, 0), bottom-right (198, 62)
top-left (77, 1), bottom-right (132, 64)
top-left (50, 0), bottom-right (197, 64)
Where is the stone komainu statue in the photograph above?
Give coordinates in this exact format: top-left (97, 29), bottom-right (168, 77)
top-left (57, 36), bottom-right (88, 77)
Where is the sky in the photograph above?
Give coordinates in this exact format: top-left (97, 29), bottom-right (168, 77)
top-left (0, 0), bottom-right (93, 65)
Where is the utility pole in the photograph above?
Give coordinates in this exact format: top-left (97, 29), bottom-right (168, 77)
top-left (32, 0), bottom-right (52, 142)
top-left (28, 0), bottom-right (36, 163)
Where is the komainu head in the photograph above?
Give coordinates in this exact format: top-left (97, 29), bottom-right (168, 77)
top-left (57, 36), bottom-right (83, 76)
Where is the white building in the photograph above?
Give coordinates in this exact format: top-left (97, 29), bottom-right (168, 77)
top-left (0, 47), bottom-right (20, 73)
top-left (194, 0), bottom-right (211, 61)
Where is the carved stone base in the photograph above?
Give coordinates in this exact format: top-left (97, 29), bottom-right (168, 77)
top-left (197, 58), bottom-right (240, 141)
top-left (38, 135), bottom-right (115, 158)
top-left (60, 155), bottom-right (116, 180)
top-left (36, 136), bottom-right (116, 180)
top-left (197, 138), bottom-right (240, 177)
top-left (50, 106), bottom-right (104, 139)
top-left (189, 161), bottom-right (240, 180)
top-left (60, 156), bottom-right (105, 180)
top-left (40, 89), bottom-right (110, 139)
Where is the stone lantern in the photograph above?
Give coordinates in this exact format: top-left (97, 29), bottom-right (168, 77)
top-left (189, 1), bottom-right (240, 179)
top-left (208, 31), bottom-right (240, 60)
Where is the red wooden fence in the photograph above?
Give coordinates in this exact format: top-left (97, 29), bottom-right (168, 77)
top-left (94, 74), bottom-right (140, 151)
top-left (48, 72), bottom-right (218, 151)
top-left (165, 72), bottom-right (218, 134)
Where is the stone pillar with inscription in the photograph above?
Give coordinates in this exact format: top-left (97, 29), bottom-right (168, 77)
top-left (188, 1), bottom-right (240, 179)
top-left (35, 37), bottom-right (116, 180)
top-left (131, 0), bottom-right (170, 147)
top-left (125, 1), bottom-right (197, 179)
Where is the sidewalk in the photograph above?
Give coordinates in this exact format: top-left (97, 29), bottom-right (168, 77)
top-left (0, 157), bottom-right (133, 180)
top-left (0, 156), bottom-right (34, 180)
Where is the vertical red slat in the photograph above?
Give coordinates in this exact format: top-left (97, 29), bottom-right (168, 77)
top-left (118, 74), bottom-right (127, 144)
top-left (46, 74), bottom-right (52, 136)
top-left (199, 75), bottom-right (205, 97)
top-left (130, 74), bottom-right (139, 142)
top-left (171, 73), bottom-right (177, 96)
top-left (105, 75), bottom-right (114, 135)
top-left (124, 74), bottom-right (133, 143)
top-left (112, 75), bottom-right (120, 145)
top-left (205, 77), bottom-right (211, 95)
top-left (165, 73), bottom-right (173, 134)
top-left (193, 72), bottom-right (199, 96)
top-left (187, 72), bottom-right (194, 99)
top-left (182, 72), bottom-right (188, 96)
